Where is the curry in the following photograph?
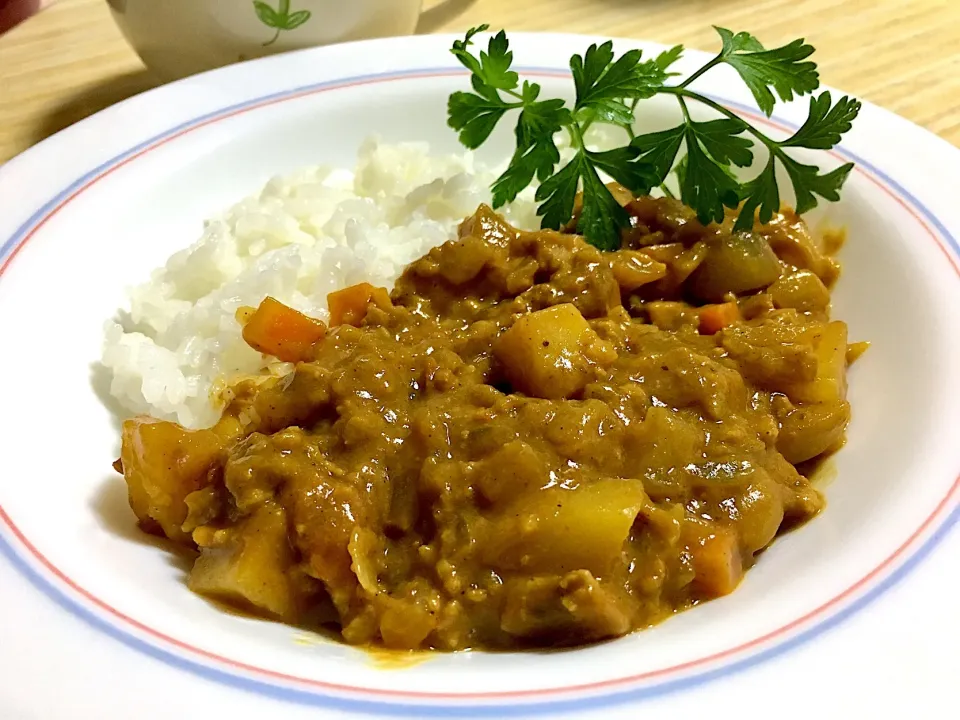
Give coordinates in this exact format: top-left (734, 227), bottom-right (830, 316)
top-left (116, 195), bottom-right (857, 650)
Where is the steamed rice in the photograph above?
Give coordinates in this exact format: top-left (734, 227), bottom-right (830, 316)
top-left (101, 136), bottom-right (553, 428)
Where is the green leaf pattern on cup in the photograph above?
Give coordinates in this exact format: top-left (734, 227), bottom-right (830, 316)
top-left (252, 0), bottom-right (313, 47)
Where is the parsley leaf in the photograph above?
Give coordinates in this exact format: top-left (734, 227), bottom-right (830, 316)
top-left (782, 91), bottom-right (862, 149)
top-left (447, 27), bottom-right (524, 149)
top-left (586, 146), bottom-right (656, 195)
top-left (450, 24), bottom-right (489, 78)
top-left (536, 152), bottom-right (631, 250)
top-left (571, 41), bottom-right (619, 105)
top-left (578, 156), bottom-right (632, 250)
top-left (535, 156), bottom-right (582, 231)
top-left (714, 27), bottom-right (765, 54)
top-left (654, 44), bottom-right (685, 72)
top-left (572, 43), bottom-right (670, 109)
top-left (715, 27), bottom-right (819, 116)
top-left (518, 97), bottom-right (572, 141)
top-left (447, 91), bottom-right (510, 148)
top-left (447, 26), bottom-right (858, 251)
top-left (688, 119), bottom-right (754, 167)
top-left (682, 125), bottom-right (744, 224)
top-left (491, 133), bottom-right (559, 207)
top-left (777, 154), bottom-right (854, 214)
top-left (631, 126), bottom-right (686, 188)
top-left (734, 159), bottom-right (780, 232)
top-left (478, 29), bottom-right (520, 91)
top-left (569, 42), bottom-right (672, 132)
top-left (492, 98), bottom-right (570, 206)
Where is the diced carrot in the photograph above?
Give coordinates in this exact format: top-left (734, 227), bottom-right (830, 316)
top-left (686, 525), bottom-right (743, 598)
top-left (327, 282), bottom-right (392, 327)
top-left (241, 296), bottom-right (326, 363)
top-left (697, 301), bottom-right (740, 335)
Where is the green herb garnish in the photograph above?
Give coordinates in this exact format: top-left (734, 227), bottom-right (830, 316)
top-left (447, 26), bottom-right (861, 250)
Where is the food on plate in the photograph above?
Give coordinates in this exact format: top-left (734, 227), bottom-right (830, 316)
top-left (107, 27), bottom-right (864, 650)
top-left (115, 194), bottom-right (858, 650)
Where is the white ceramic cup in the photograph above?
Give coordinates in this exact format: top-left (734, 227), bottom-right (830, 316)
top-left (107, 0), bottom-right (451, 81)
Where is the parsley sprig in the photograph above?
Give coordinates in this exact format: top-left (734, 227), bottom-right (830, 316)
top-left (448, 26), bottom-right (861, 249)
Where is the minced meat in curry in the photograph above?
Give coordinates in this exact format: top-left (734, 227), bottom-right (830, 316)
top-left (116, 195), bottom-right (857, 650)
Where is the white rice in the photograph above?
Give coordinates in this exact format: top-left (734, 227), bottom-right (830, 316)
top-left (101, 136), bottom-right (551, 428)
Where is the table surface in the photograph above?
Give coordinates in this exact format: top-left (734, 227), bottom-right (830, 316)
top-left (1, 0), bottom-right (959, 165)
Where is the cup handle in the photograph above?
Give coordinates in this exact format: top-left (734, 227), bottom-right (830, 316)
top-left (417, 0), bottom-right (477, 34)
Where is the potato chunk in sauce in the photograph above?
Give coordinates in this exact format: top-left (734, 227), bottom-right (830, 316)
top-left (117, 198), bottom-right (859, 651)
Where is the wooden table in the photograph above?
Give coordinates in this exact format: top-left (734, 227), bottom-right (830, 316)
top-left (1, 0), bottom-right (959, 164)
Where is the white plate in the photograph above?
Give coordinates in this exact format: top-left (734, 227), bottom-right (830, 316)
top-left (0, 32), bottom-right (958, 720)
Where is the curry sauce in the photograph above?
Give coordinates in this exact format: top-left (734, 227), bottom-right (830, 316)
top-left (116, 197), bottom-right (854, 651)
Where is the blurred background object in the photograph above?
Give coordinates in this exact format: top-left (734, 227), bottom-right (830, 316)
top-left (1, 0), bottom-right (958, 166)
top-left (0, 0), bottom-right (45, 34)
top-left (108, 0), bottom-right (472, 80)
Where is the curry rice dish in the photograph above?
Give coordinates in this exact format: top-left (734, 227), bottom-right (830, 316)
top-left (115, 193), bottom-right (859, 651)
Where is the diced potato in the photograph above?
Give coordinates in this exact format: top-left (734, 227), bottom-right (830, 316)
top-left (190, 504), bottom-right (301, 621)
top-left (720, 316), bottom-right (819, 389)
top-left (119, 417), bottom-right (224, 544)
top-left (846, 341), bottom-right (870, 364)
top-left (688, 232), bottom-right (782, 302)
top-left (769, 270), bottom-right (831, 314)
top-left (733, 478), bottom-right (785, 555)
top-left (645, 301), bottom-right (699, 331)
top-left (610, 250), bottom-right (668, 291)
top-left (472, 440), bottom-right (550, 505)
top-left (377, 596), bottom-right (438, 650)
top-left (692, 466), bottom-right (785, 555)
top-left (784, 321), bottom-right (848, 403)
top-left (738, 292), bottom-right (775, 320)
top-left (760, 211), bottom-right (841, 287)
top-left (639, 242), bottom-right (686, 266)
top-left (626, 406), bottom-right (704, 484)
top-left (436, 234), bottom-right (496, 285)
top-left (683, 521), bottom-right (744, 598)
top-left (776, 398), bottom-right (851, 464)
top-left (481, 478), bottom-right (648, 576)
top-left (493, 303), bottom-right (616, 399)
top-left (458, 203), bottom-right (520, 244)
